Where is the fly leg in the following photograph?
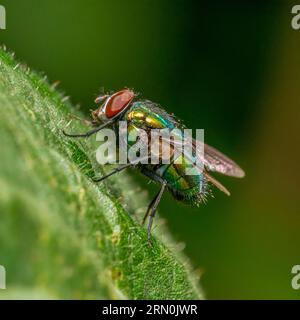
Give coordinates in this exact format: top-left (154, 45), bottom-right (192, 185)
top-left (93, 155), bottom-right (150, 182)
top-left (62, 119), bottom-right (114, 138)
top-left (142, 194), bottom-right (158, 225)
top-left (92, 163), bottom-right (133, 182)
top-left (146, 181), bottom-right (167, 245)
top-left (69, 114), bottom-right (94, 127)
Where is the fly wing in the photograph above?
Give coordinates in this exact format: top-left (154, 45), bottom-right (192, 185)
top-left (158, 134), bottom-right (245, 178)
top-left (201, 142), bottom-right (245, 178)
top-left (157, 134), bottom-right (244, 196)
top-left (203, 171), bottom-right (231, 196)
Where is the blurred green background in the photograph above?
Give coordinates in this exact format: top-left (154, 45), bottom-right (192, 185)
top-left (1, 0), bottom-right (300, 299)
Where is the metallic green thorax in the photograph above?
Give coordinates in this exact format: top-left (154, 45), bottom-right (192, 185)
top-left (117, 101), bottom-right (208, 205)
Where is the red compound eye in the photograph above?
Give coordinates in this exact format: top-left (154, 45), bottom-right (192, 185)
top-left (105, 89), bottom-right (134, 118)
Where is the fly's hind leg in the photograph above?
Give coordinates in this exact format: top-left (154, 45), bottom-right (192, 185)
top-left (146, 181), bottom-right (167, 245)
top-left (142, 194), bottom-right (158, 225)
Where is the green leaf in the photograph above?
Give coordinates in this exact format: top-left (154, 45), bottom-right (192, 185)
top-left (0, 47), bottom-right (203, 299)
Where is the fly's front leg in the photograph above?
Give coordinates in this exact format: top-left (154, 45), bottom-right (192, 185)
top-left (62, 119), bottom-right (114, 138)
top-left (69, 114), bottom-right (95, 127)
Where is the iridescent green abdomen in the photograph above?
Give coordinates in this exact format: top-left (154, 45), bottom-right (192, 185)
top-left (153, 155), bottom-right (207, 204)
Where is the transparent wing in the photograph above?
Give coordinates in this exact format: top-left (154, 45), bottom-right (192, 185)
top-left (158, 133), bottom-right (245, 178)
top-left (201, 142), bottom-right (245, 178)
top-left (203, 171), bottom-right (230, 196)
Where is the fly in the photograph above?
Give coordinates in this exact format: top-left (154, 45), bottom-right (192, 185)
top-left (63, 89), bottom-right (245, 243)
